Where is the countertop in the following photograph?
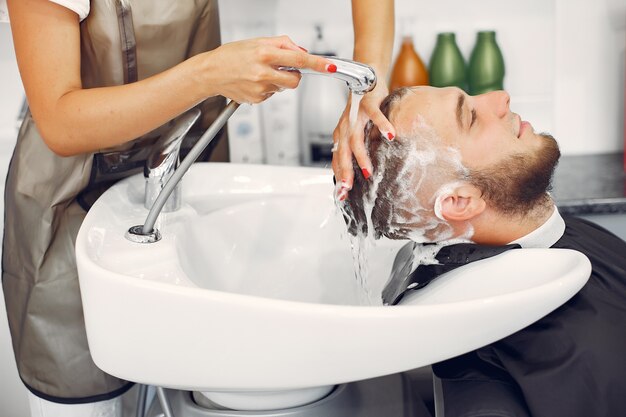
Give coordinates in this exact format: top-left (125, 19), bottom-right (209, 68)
top-left (552, 152), bottom-right (626, 215)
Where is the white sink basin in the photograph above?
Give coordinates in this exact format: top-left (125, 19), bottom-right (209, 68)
top-left (76, 163), bottom-right (590, 410)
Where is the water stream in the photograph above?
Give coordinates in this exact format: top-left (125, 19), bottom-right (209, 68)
top-left (337, 98), bottom-right (475, 305)
top-left (347, 228), bottom-right (377, 305)
top-left (344, 91), bottom-right (377, 305)
top-left (349, 91), bottom-right (363, 129)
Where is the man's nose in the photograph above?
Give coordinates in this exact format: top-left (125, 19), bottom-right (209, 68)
top-left (481, 90), bottom-right (510, 118)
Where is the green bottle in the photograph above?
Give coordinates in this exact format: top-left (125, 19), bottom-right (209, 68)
top-left (429, 32), bottom-right (467, 91)
top-left (468, 31), bottom-right (505, 95)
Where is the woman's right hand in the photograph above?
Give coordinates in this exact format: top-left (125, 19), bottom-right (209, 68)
top-left (9, 0), bottom-right (332, 156)
top-left (197, 35), bottom-right (335, 104)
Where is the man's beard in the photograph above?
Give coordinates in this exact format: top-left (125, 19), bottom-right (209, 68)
top-left (469, 133), bottom-right (561, 217)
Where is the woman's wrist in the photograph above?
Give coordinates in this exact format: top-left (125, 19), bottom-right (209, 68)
top-left (181, 50), bottom-right (221, 102)
top-left (367, 63), bottom-right (390, 97)
top-left (355, 57), bottom-right (390, 88)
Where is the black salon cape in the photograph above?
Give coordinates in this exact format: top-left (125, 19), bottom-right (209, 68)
top-left (432, 216), bottom-right (626, 417)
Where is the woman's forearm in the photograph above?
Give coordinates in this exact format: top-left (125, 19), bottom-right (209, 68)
top-left (47, 57), bottom-right (209, 156)
top-left (9, 0), bottom-right (330, 157)
top-left (351, 0), bottom-right (395, 81)
top-left (330, 0), bottom-right (395, 187)
top-left (9, 0), bottom-right (212, 156)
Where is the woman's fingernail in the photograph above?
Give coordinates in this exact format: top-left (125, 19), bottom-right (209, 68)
top-left (298, 45), bottom-right (308, 52)
top-left (361, 168), bottom-right (371, 180)
top-left (383, 131), bottom-right (395, 141)
top-left (326, 64), bottom-right (337, 73)
top-left (336, 179), bottom-right (352, 201)
top-left (338, 188), bottom-right (349, 201)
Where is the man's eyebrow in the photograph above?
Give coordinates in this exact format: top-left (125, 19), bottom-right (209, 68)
top-left (456, 93), bottom-right (464, 131)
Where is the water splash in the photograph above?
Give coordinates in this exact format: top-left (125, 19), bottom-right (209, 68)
top-left (347, 229), bottom-right (377, 305)
top-left (333, 92), bottom-right (378, 305)
top-left (335, 165), bottom-right (380, 305)
top-left (349, 92), bottom-right (363, 130)
top-left (337, 115), bottom-right (477, 305)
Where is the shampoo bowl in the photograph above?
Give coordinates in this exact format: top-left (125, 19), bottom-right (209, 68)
top-left (76, 163), bottom-right (590, 410)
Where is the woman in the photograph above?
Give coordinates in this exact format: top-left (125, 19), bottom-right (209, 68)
top-left (1, 0), bottom-right (395, 415)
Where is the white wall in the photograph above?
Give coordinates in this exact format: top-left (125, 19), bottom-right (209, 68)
top-left (0, 24), bottom-right (22, 139)
top-left (220, 0), bottom-right (626, 158)
top-left (0, 23), bottom-right (29, 417)
top-left (554, 0), bottom-right (626, 153)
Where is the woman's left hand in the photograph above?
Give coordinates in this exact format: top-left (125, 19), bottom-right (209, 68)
top-left (331, 80), bottom-right (395, 200)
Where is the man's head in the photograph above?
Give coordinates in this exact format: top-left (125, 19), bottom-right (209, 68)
top-left (343, 86), bottom-right (561, 244)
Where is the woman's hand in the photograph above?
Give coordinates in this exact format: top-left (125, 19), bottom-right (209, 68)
top-left (333, 0), bottom-right (395, 200)
top-left (8, 2), bottom-right (334, 158)
top-left (197, 35), bottom-right (335, 104)
top-left (332, 80), bottom-right (395, 200)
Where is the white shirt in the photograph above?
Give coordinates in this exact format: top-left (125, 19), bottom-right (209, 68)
top-left (0, 0), bottom-right (90, 22)
top-left (511, 205), bottom-right (566, 249)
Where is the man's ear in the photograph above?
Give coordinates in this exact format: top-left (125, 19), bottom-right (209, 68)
top-left (437, 183), bottom-right (486, 222)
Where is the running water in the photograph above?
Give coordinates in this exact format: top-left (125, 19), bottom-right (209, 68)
top-left (343, 91), bottom-right (377, 305)
top-left (347, 229), bottom-right (377, 305)
top-left (334, 200), bottom-right (378, 306)
top-left (349, 91), bottom-right (363, 129)
top-left (337, 109), bottom-right (476, 306)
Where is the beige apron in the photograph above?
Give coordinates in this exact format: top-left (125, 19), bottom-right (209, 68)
top-left (2, 0), bottom-right (227, 402)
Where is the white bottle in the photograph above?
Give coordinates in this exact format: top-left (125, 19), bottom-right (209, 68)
top-left (225, 26), bottom-right (266, 164)
top-left (227, 103), bottom-right (265, 164)
top-left (299, 25), bottom-right (348, 166)
top-left (261, 88), bottom-right (300, 166)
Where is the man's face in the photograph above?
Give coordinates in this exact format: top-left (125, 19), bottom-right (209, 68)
top-left (391, 86), bottom-right (546, 172)
top-left (344, 86), bottom-right (560, 243)
top-left (386, 86), bottom-right (561, 220)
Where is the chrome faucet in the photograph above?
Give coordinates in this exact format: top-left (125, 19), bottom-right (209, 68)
top-left (279, 56), bottom-right (377, 94)
top-left (126, 57), bottom-right (377, 244)
top-left (126, 101), bottom-right (240, 243)
top-left (144, 108), bottom-right (201, 212)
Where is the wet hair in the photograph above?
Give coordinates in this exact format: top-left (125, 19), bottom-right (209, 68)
top-left (343, 87), bottom-right (561, 240)
top-left (343, 87), bottom-right (429, 239)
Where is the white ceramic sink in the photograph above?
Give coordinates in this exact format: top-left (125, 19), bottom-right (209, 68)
top-left (76, 163), bottom-right (591, 410)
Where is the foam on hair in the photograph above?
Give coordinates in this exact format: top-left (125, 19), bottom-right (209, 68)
top-left (342, 87), bottom-right (473, 243)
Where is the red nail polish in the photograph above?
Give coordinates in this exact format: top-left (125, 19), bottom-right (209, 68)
top-left (387, 132), bottom-right (395, 141)
top-left (362, 168), bottom-right (371, 180)
top-left (337, 188), bottom-right (348, 201)
top-left (327, 64), bottom-right (337, 73)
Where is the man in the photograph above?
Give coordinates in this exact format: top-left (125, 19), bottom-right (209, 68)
top-left (344, 86), bottom-right (626, 417)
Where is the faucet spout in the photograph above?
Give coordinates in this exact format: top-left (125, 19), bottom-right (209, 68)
top-left (125, 101), bottom-right (240, 243)
top-left (126, 57), bottom-right (375, 244)
top-left (144, 108), bottom-right (201, 212)
top-left (280, 57), bottom-right (377, 94)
